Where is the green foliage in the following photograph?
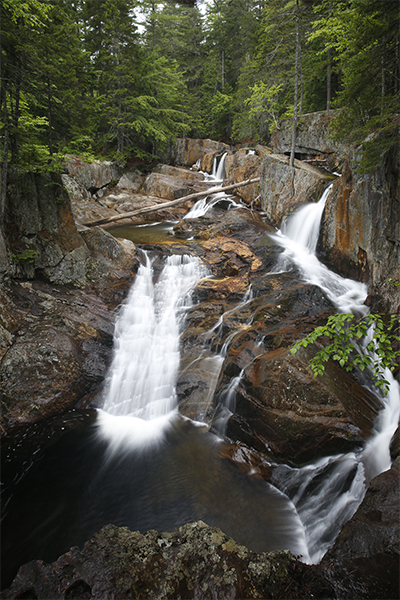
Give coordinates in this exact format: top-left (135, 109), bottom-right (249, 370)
top-left (12, 249), bottom-right (38, 264)
top-left (291, 313), bottom-right (400, 395)
top-left (245, 82), bottom-right (283, 132)
top-left (309, 0), bottom-right (400, 172)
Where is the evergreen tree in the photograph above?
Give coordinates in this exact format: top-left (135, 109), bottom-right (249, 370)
top-left (309, 0), bottom-right (400, 171)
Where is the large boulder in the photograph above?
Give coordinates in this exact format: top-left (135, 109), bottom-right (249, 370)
top-left (1, 521), bottom-right (305, 600)
top-left (0, 281), bottom-right (116, 433)
top-left (271, 111), bottom-right (346, 166)
top-left (116, 167), bottom-right (144, 192)
top-left (142, 172), bottom-right (199, 201)
top-left (64, 155), bottom-right (120, 192)
top-left (260, 154), bottom-right (332, 226)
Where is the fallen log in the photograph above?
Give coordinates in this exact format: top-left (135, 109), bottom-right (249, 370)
top-left (83, 177), bottom-right (260, 227)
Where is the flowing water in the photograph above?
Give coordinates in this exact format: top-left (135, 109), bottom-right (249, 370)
top-left (268, 184), bottom-right (400, 562)
top-left (2, 165), bottom-right (398, 587)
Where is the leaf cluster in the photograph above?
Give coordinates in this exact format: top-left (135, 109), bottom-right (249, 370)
top-left (291, 313), bottom-right (400, 395)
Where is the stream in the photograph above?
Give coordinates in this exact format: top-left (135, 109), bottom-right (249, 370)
top-left (1, 157), bottom-right (399, 588)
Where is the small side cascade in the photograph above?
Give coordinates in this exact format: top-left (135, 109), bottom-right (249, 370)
top-left (185, 152), bottom-right (241, 219)
top-left (273, 184), bottom-right (368, 314)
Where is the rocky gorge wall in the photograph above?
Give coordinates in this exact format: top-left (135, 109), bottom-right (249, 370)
top-left (1, 123), bottom-right (399, 599)
top-left (319, 145), bottom-right (400, 313)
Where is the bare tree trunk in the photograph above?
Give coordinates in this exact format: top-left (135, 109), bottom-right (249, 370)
top-left (290, 0), bottom-right (300, 168)
top-left (327, 1), bottom-right (332, 110)
top-left (47, 78), bottom-right (53, 156)
top-left (221, 50), bottom-right (225, 91)
top-left (84, 177), bottom-right (260, 227)
top-left (299, 39), bottom-right (303, 114)
top-left (1, 91), bottom-right (9, 219)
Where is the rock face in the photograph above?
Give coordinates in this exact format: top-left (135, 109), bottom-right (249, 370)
top-left (271, 111), bottom-right (346, 166)
top-left (2, 167), bottom-right (91, 284)
top-left (0, 280), bottom-right (118, 432)
top-left (171, 138), bottom-right (230, 167)
top-left (224, 150), bottom-right (262, 204)
top-left (319, 146), bottom-right (400, 313)
top-left (260, 153), bottom-right (333, 226)
top-left (1, 521), bottom-right (314, 600)
top-left (64, 155), bottom-right (120, 192)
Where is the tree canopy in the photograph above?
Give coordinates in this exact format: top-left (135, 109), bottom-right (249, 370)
top-left (1, 0), bottom-right (399, 169)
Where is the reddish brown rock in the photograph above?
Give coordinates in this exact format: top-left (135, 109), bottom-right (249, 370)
top-left (319, 148), bottom-right (400, 313)
top-left (173, 138), bottom-right (230, 167)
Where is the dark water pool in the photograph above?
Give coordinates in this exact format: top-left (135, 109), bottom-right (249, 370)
top-left (1, 409), bottom-right (307, 589)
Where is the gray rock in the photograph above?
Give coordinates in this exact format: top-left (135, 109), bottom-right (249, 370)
top-left (116, 168), bottom-right (144, 192)
top-left (260, 153), bottom-right (331, 226)
top-left (64, 155), bottom-right (120, 191)
top-left (2, 521), bottom-right (302, 600)
top-left (271, 111), bottom-right (346, 161)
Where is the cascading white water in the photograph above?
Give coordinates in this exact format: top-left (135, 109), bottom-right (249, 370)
top-left (185, 153), bottom-right (241, 219)
top-left (269, 184), bottom-right (400, 563)
top-left (98, 253), bottom-right (208, 451)
top-left (273, 184), bottom-right (368, 314)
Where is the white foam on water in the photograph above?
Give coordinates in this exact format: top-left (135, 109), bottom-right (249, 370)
top-left (268, 183), bottom-right (400, 563)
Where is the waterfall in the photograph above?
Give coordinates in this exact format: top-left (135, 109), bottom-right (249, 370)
top-left (269, 185), bottom-right (400, 563)
top-left (273, 185), bottom-right (368, 314)
top-left (98, 253), bottom-right (208, 451)
top-left (185, 152), bottom-right (241, 219)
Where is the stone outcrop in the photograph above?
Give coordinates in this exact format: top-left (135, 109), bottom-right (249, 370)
top-left (224, 150), bottom-right (262, 205)
top-left (2, 167), bottom-right (90, 284)
top-left (319, 145), bottom-right (400, 313)
top-left (64, 155), bottom-right (120, 192)
top-left (271, 111), bottom-right (346, 166)
top-left (170, 138), bottom-right (230, 167)
top-left (260, 153), bottom-right (333, 226)
top-left (1, 521), bottom-right (321, 600)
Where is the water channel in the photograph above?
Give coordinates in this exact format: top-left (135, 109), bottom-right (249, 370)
top-left (1, 157), bottom-right (399, 587)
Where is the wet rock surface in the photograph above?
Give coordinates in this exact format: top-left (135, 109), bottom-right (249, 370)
top-left (319, 146), bottom-right (400, 312)
top-left (0, 279), bottom-right (132, 433)
top-left (320, 457), bottom-right (400, 599)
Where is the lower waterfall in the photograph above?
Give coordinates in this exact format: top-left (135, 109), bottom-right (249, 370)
top-left (2, 175), bottom-right (398, 588)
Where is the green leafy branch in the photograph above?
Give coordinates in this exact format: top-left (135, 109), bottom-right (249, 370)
top-left (291, 313), bottom-right (400, 395)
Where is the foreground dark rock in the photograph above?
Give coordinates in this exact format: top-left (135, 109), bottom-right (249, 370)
top-left (320, 457), bottom-right (400, 599)
top-left (1, 521), bottom-right (330, 600)
top-left (4, 458), bottom-right (399, 600)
